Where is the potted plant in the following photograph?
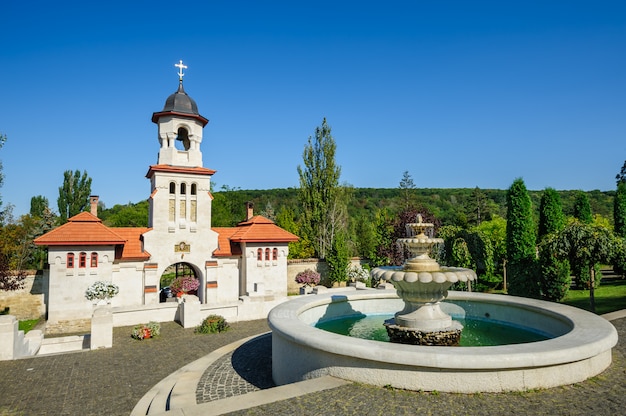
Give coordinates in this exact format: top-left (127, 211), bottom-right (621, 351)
top-left (295, 269), bottom-right (320, 294)
top-left (131, 321), bottom-right (161, 340)
top-left (85, 281), bottom-right (119, 305)
top-left (170, 276), bottom-right (200, 297)
top-left (347, 265), bottom-right (370, 288)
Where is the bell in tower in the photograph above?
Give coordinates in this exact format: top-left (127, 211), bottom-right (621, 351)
top-left (151, 60), bottom-right (209, 167)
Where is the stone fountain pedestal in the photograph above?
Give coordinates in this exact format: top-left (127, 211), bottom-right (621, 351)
top-left (372, 214), bottom-right (477, 346)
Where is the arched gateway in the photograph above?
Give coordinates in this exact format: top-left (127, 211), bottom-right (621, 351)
top-left (35, 62), bottom-right (298, 334)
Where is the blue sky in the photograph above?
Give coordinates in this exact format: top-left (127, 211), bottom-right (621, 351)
top-left (1, 1), bottom-right (625, 217)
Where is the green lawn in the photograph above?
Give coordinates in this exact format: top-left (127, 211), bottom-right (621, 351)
top-left (561, 278), bottom-right (626, 315)
top-left (18, 319), bottom-right (40, 333)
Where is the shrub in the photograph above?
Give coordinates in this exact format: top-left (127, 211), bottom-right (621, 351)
top-left (195, 314), bottom-right (229, 334)
top-left (131, 321), bottom-right (161, 340)
top-left (295, 269), bottom-right (321, 286)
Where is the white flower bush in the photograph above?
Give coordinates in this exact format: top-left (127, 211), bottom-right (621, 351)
top-left (85, 281), bottom-right (119, 301)
top-left (347, 265), bottom-right (370, 283)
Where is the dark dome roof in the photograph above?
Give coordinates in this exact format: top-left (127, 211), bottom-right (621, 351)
top-left (162, 81), bottom-right (199, 115)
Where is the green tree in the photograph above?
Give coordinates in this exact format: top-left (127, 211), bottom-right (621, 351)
top-left (614, 182), bottom-right (626, 238)
top-left (536, 187), bottom-right (569, 301)
top-left (0, 133), bottom-right (6, 210)
top-left (616, 160), bottom-right (626, 186)
top-left (544, 221), bottom-right (614, 312)
top-left (211, 184), bottom-right (245, 227)
top-left (399, 170), bottom-right (416, 210)
top-left (101, 201), bottom-right (149, 227)
top-left (326, 232), bottom-right (349, 285)
top-left (275, 206), bottom-right (315, 259)
top-left (57, 170), bottom-right (92, 224)
top-left (464, 187), bottom-right (497, 226)
top-left (613, 182), bottom-right (626, 276)
top-left (538, 188), bottom-right (565, 240)
top-left (297, 118), bottom-right (344, 259)
top-left (572, 191), bottom-right (593, 224)
top-left (30, 195), bottom-right (49, 218)
top-left (506, 178), bottom-right (538, 298)
top-left (370, 208), bottom-right (396, 267)
top-left (475, 215), bottom-right (507, 278)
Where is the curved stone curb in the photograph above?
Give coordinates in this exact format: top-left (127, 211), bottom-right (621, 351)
top-left (131, 332), bottom-right (266, 415)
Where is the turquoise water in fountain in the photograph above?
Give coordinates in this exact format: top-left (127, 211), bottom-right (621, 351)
top-left (315, 314), bottom-right (550, 346)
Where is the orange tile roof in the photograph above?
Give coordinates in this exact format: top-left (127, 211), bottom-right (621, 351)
top-left (34, 212), bottom-right (152, 261)
top-left (110, 227), bottom-right (151, 261)
top-left (230, 215), bottom-right (300, 243)
top-left (212, 227), bottom-right (242, 257)
top-left (34, 212), bottom-right (127, 246)
top-left (212, 216), bottom-right (299, 257)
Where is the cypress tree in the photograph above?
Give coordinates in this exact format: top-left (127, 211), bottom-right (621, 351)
top-left (538, 188), bottom-right (565, 241)
top-left (614, 181), bottom-right (626, 238)
top-left (573, 191), bottom-right (593, 224)
top-left (613, 181), bottom-right (626, 276)
top-left (537, 188), bottom-right (570, 301)
top-left (506, 178), bottom-right (539, 298)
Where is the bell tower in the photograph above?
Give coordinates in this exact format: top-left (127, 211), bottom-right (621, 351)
top-left (145, 61), bottom-right (217, 235)
top-left (151, 60), bottom-right (209, 167)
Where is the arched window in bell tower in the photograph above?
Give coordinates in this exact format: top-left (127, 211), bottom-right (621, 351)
top-left (180, 183), bottom-right (186, 194)
top-left (191, 184), bottom-right (197, 195)
top-left (169, 182), bottom-right (176, 194)
top-left (175, 127), bottom-right (191, 151)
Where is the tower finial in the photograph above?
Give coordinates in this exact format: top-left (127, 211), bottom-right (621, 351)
top-left (175, 60), bottom-right (188, 81)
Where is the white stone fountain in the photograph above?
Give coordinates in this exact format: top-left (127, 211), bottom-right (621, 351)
top-left (269, 217), bottom-right (617, 392)
top-left (371, 214), bottom-right (477, 345)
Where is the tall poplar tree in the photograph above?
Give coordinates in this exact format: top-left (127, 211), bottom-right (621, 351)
top-left (506, 178), bottom-right (538, 298)
top-left (57, 170), bottom-right (92, 224)
top-left (297, 118), bottom-right (343, 259)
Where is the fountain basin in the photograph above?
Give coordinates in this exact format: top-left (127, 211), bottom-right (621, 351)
top-left (269, 289), bottom-right (618, 393)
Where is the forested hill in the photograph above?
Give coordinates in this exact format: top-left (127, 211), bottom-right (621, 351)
top-left (99, 187), bottom-right (615, 229)
top-left (197, 187), bottom-right (615, 228)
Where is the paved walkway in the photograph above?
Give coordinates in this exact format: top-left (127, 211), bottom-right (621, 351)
top-left (1, 314), bottom-right (625, 415)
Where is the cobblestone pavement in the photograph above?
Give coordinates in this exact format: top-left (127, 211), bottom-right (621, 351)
top-left (0, 317), bottom-right (625, 416)
top-left (0, 320), bottom-right (270, 416)
top-left (226, 317), bottom-right (626, 416)
top-left (196, 333), bottom-right (275, 403)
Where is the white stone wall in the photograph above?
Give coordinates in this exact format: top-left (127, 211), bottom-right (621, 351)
top-left (241, 243), bottom-right (290, 297)
top-left (112, 262), bottom-right (145, 307)
top-left (46, 245), bottom-right (116, 327)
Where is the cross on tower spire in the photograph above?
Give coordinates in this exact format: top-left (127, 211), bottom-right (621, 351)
top-left (175, 60), bottom-right (188, 80)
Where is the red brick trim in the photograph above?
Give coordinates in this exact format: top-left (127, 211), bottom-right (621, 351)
top-left (206, 281), bottom-right (218, 289)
